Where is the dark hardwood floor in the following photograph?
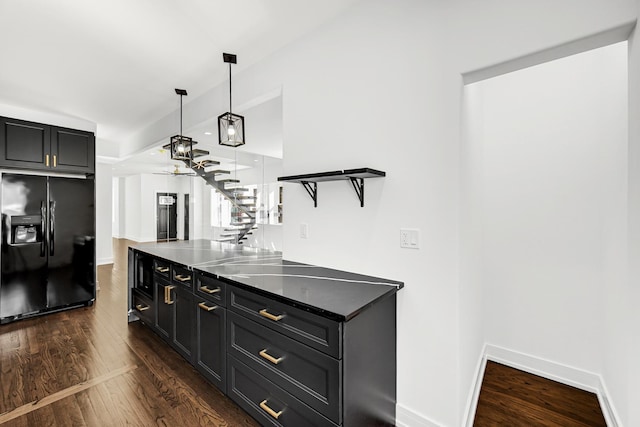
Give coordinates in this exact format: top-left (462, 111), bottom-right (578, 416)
top-left (0, 239), bottom-right (609, 426)
top-left (0, 239), bottom-right (258, 426)
top-left (474, 361), bottom-right (607, 426)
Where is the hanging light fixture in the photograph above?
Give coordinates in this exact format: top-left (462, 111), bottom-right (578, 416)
top-left (218, 53), bottom-right (245, 147)
top-left (165, 88), bottom-right (195, 161)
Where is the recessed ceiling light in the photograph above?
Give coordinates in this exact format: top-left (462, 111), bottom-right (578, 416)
top-left (204, 131), bottom-right (212, 135)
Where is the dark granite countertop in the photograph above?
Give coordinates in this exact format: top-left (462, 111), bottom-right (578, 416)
top-left (133, 240), bottom-right (403, 321)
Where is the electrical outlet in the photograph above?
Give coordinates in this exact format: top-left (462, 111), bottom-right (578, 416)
top-left (300, 223), bottom-right (309, 239)
top-left (400, 228), bottom-right (419, 249)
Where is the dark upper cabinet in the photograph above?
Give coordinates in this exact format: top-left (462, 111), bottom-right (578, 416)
top-left (0, 116), bottom-right (95, 174)
top-left (50, 126), bottom-right (95, 173)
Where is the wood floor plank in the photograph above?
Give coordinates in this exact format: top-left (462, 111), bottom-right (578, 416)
top-left (474, 361), bottom-right (606, 426)
top-left (0, 239), bottom-right (611, 426)
top-left (0, 364), bottom-right (137, 424)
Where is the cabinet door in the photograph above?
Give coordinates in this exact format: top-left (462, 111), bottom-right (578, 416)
top-left (155, 280), bottom-right (173, 341)
top-left (0, 117), bottom-right (50, 170)
top-left (195, 299), bottom-right (226, 392)
top-left (173, 285), bottom-right (195, 362)
top-left (50, 126), bottom-right (95, 173)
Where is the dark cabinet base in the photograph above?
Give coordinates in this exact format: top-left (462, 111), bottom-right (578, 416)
top-left (128, 247), bottom-right (398, 427)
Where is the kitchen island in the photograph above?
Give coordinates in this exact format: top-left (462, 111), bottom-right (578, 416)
top-left (128, 239), bottom-right (402, 427)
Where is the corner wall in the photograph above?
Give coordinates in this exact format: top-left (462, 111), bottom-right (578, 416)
top-left (95, 162), bottom-right (113, 264)
top-left (121, 1), bottom-right (638, 424)
top-left (464, 42), bottom-right (628, 423)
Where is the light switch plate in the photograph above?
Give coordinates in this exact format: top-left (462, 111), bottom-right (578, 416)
top-left (300, 223), bottom-right (309, 239)
top-left (400, 228), bottom-right (420, 249)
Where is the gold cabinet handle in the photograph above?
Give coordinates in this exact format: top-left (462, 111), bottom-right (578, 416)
top-left (175, 274), bottom-right (191, 282)
top-left (165, 285), bottom-right (175, 304)
top-left (259, 400), bottom-right (283, 420)
top-left (198, 302), bottom-right (217, 312)
top-left (259, 309), bottom-right (284, 322)
top-left (200, 285), bottom-right (221, 294)
top-left (45, 154), bottom-right (50, 167)
top-left (53, 154), bottom-right (57, 167)
top-left (135, 304), bottom-right (149, 312)
top-left (156, 267), bottom-right (169, 273)
top-left (259, 349), bottom-right (284, 365)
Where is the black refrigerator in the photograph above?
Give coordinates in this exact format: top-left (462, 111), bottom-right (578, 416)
top-left (0, 173), bottom-right (95, 323)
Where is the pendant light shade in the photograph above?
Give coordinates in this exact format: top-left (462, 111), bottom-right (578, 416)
top-left (218, 53), bottom-right (245, 147)
top-left (165, 88), bottom-right (196, 161)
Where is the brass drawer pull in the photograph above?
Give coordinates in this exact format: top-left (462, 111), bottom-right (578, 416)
top-left (135, 304), bottom-right (149, 312)
top-left (164, 285), bottom-right (175, 304)
top-left (175, 274), bottom-right (191, 282)
top-left (259, 309), bottom-right (284, 322)
top-left (156, 267), bottom-right (169, 273)
top-left (53, 154), bottom-right (57, 167)
top-left (259, 400), bottom-right (283, 420)
top-left (259, 349), bottom-right (283, 365)
top-left (198, 302), bottom-right (217, 312)
top-left (200, 285), bottom-right (221, 294)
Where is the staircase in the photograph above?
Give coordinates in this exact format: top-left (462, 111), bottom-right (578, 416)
top-left (165, 141), bottom-right (257, 244)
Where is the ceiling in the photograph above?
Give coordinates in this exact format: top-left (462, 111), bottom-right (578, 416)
top-left (113, 94), bottom-right (283, 176)
top-left (0, 0), bottom-right (359, 152)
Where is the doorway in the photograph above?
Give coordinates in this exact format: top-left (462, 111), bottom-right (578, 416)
top-left (156, 192), bottom-right (177, 241)
top-left (183, 194), bottom-right (189, 241)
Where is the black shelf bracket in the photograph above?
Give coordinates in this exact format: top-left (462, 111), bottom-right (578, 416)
top-left (301, 181), bottom-right (318, 208)
top-left (278, 168), bottom-right (385, 208)
top-left (348, 177), bottom-right (365, 207)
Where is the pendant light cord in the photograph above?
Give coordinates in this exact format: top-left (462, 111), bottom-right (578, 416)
top-left (229, 63), bottom-right (233, 116)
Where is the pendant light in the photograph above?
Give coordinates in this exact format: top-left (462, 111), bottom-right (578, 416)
top-left (166, 88), bottom-right (195, 161)
top-left (218, 53), bottom-right (245, 147)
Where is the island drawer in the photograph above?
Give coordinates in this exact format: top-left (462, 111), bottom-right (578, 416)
top-left (227, 311), bottom-right (341, 423)
top-left (195, 272), bottom-right (226, 306)
top-left (228, 355), bottom-right (338, 427)
top-left (228, 286), bottom-right (341, 358)
top-left (132, 290), bottom-right (154, 326)
top-left (172, 264), bottom-right (193, 288)
top-left (153, 259), bottom-right (170, 279)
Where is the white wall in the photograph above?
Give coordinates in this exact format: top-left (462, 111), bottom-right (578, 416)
top-left (622, 9), bottom-right (640, 425)
top-left (95, 162), bottom-right (113, 265)
top-left (0, 102), bottom-right (96, 133)
top-left (123, 175), bottom-right (142, 241)
top-left (105, 0), bottom-right (640, 424)
top-left (459, 82), bottom-right (486, 423)
top-left (116, 177), bottom-right (127, 238)
top-left (466, 40), bottom-right (627, 390)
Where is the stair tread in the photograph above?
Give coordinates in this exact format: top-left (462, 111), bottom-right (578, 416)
top-left (224, 226), bottom-right (257, 231)
top-left (219, 179), bottom-right (241, 184)
top-left (191, 149), bottom-right (210, 158)
top-left (235, 196), bottom-right (257, 200)
top-left (193, 161), bottom-right (221, 170)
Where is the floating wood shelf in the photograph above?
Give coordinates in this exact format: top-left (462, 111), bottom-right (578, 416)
top-left (278, 168), bottom-right (385, 207)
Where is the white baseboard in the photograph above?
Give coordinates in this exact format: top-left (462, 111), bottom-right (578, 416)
top-left (463, 343), bottom-right (489, 426)
top-left (97, 257), bottom-right (114, 265)
top-left (485, 344), bottom-right (599, 392)
top-left (482, 344), bottom-right (620, 427)
top-left (396, 404), bottom-right (441, 427)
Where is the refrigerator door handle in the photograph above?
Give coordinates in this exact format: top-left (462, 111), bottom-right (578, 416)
top-left (49, 201), bottom-right (55, 256)
top-left (40, 201), bottom-right (46, 257)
